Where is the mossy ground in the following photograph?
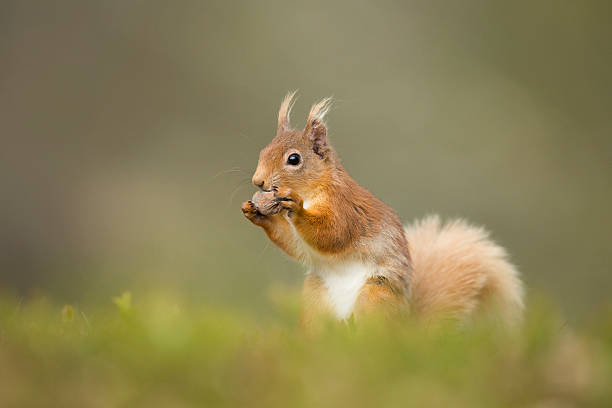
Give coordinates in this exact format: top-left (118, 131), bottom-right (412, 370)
top-left (1, 291), bottom-right (611, 407)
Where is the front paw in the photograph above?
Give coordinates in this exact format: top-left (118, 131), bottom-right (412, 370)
top-left (274, 187), bottom-right (303, 214)
top-left (241, 200), bottom-right (266, 226)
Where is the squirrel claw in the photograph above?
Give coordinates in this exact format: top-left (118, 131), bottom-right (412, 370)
top-left (241, 200), bottom-right (258, 218)
top-left (274, 187), bottom-right (303, 213)
top-left (241, 200), bottom-right (255, 213)
top-left (242, 200), bottom-right (269, 226)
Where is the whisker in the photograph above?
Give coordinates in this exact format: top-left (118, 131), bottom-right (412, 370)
top-left (256, 240), bottom-right (271, 265)
top-left (229, 182), bottom-right (251, 205)
top-left (238, 132), bottom-right (253, 142)
top-left (208, 167), bottom-right (247, 183)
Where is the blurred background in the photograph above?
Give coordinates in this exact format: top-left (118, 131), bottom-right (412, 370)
top-left (1, 0), bottom-right (610, 323)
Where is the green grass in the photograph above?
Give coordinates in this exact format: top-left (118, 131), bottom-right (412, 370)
top-left (1, 291), bottom-right (611, 407)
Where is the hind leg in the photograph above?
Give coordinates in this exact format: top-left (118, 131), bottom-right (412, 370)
top-left (353, 276), bottom-right (408, 321)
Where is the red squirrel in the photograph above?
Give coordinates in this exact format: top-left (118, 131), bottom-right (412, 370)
top-left (242, 92), bottom-right (524, 328)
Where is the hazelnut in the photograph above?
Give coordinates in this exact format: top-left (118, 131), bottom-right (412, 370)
top-left (252, 191), bottom-right (281, 215)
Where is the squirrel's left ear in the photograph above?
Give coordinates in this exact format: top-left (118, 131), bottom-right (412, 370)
top-left (305, 97), bottom-right (332, 158)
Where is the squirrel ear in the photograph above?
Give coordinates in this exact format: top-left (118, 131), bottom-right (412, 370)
top-left (277, 90), bottom-right (298, 134)
top-left (305, 97), bottom-right (332, 158)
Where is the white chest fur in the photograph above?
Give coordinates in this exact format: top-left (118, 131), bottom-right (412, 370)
top-left (284, 210), bottom-right (376, 320)
top-left (316, 262), bottom-right (374, 320)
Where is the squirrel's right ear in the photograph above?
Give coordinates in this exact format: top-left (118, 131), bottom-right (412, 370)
top-left (277, 90), bottom-right (298, 134)
top-left (305, 97), bottom-right (332, 158)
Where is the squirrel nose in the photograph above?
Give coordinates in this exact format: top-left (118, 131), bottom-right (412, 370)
top-left (252, 176), bottom-right (265, 190)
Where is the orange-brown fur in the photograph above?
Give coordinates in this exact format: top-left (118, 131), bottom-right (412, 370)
top-left (298, 274), bottom-right (331, 331)
top-left (353, 276), bottom-right (408, 320)
top-left (242, 92), bottom-right (524, 329)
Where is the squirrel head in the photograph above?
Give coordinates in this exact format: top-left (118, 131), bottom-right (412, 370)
top-left (252, 92), bottom-right (336, 196)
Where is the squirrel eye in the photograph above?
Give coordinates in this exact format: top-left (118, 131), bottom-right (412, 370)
top-left (287, 153), bottom-right (301, 166)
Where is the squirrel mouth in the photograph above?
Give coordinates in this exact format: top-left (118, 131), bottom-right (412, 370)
top-left (259, 186), bottom-right (278, 193)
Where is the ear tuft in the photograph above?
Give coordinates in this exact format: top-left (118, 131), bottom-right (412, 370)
top-left (277, 90), bottom-right (298, 133)
top-left (305, 97), bottom-right (333, 158)
top-left (306, 97), bottom-right (333, 127)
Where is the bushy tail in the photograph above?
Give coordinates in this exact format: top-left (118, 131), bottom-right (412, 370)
top-left (405, 215), bottom-right (524, 327)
